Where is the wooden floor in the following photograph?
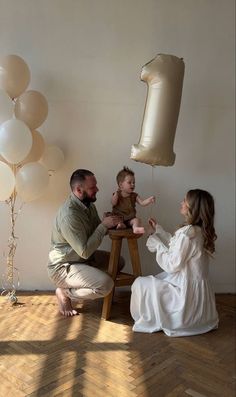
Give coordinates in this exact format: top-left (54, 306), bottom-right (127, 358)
top-left (0, 291), bottom-right (235, 397)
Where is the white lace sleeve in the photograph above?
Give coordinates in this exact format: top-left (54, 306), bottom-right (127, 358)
top-left (146, 224), bottom-right (171, 252)
top-left (146, 234), bottom-right (166, 252)
top-left (155, 224), bottom-right (172, 246)
top-left (153, 226), bottom-right (195, 273)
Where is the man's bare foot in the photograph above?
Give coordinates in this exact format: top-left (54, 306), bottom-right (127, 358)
top-left (117, 222), bottom-right (126, 230)
top-left (133, 226), bottom-right (145, 234)
top-left (56, 288), bottom-right (78, 317)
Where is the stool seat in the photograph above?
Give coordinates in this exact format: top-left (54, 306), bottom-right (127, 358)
top-left (107, 228), bottom-right (140, 238)
top-left (101, 228), bottom-right (142, 320)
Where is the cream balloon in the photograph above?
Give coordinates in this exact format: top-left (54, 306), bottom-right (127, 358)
top-left (21, 130), bottom-right (45, 164)
top-left (0, 161), bottom-right (15, 201)
top-left (40, 145), bottom-right (64, 171)
top-left (0, 54), bottom-right (30, 99)
top-left (0, 89), bottom-right (14, 124)
top-left (16, 162), bottom-right (49, 202)
top-left (131, 54), bottom-right (185, 166)
top-left (0, 119), bottom-right (32, 164)
top-left (14, 90), bottom-right (48, 130)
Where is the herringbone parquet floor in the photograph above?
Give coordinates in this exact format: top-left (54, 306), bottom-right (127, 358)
top-left (0, 291), bottom-right (235, 397)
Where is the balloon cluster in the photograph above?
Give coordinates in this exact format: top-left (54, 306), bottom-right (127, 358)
top-left (0, 54), bottom-right (64, 202)
top-left (0, 54), bottom-right (64, 303)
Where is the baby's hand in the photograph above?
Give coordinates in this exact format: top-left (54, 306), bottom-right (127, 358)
top-left (113, 190), bottom-right (120, 198)
top-left (149, 196), bottom-right (155, 204)
top-left (111, 190), bottom-right (119, 205)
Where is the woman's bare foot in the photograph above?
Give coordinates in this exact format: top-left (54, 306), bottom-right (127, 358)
top-left (56, 288), bottom-right (78, 317)
top-left (133, 226), bottom-right (145, 234)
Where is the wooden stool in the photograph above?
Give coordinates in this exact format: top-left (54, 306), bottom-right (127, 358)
top-left (101, 228), bottom-right (142, 320)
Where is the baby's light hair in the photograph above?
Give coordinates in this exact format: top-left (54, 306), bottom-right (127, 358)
top-left (116, 166), bottom-right (134, 185)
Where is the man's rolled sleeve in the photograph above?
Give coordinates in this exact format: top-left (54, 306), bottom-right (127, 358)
top-left (60, 216), bottom-right (107, 259)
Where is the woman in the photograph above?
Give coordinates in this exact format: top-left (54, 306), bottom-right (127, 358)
top-left (130, 189), bottom-right (219, 336)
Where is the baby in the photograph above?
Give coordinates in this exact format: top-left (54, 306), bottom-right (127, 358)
top-left (111, 166), bottom-right (155, 234)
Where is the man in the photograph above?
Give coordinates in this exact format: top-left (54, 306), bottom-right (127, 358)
top-left (48, 169), bottom-right (123, 316)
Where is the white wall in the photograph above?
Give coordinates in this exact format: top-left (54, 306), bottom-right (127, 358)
top-left (0, 0), bottom-right (235, 292)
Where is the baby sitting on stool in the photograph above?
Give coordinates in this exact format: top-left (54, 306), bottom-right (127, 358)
top-left (111, 166), bottom-right (155, 234)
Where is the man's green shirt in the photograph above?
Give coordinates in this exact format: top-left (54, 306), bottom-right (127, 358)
top-left (48, 193), bottom-right (107, 276)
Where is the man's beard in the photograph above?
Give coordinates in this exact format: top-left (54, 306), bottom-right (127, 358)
top-left (81, 192), bottom-right (97, 207)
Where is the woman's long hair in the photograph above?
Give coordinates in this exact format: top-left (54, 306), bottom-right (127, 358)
top-left (185, 189), bottom-right (217, 254)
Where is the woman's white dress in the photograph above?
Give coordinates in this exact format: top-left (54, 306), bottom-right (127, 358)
top-left (130, 224), bottom-right (219, 336)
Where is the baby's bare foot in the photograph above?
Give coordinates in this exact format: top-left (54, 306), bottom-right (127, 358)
top-left (56, 288), bottom-right (78, 317)
top-left (133, 226), bottom-right (145, 234)
top-left (117, 222), bottom-right (126, 230)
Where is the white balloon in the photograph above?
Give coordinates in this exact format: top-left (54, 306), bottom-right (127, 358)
top-left (14, 90), bottom-right (48, 130)
top-left (0, 54), bottom-right (30, 99)
top-left (40, 145), bottom-right (64, 171)
top-left (21, 130), bottom-right (45, 164)
top-left (0, 90), bottom-right (14, 125)
top-left (16, 162), bottom-right (49, 202)
top-left (0, 119), bottom-right (32, 164)
top-left (0, 161), bottom-right (15, 201)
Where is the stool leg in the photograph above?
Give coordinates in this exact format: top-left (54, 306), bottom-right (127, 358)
top-left (127, 238), bottom-right (142, 277)
top-left (101, 238), bottom-right (122, 320)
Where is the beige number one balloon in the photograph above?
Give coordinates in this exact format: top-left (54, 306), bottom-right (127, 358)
top-left (131, 54), bottom-right (185, 166)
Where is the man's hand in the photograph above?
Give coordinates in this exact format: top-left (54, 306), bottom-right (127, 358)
top-left (102, 213), bottom-right (123, 229)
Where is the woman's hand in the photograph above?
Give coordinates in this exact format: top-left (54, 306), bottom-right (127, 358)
top-left (147, 217), bottom-right (157, 234)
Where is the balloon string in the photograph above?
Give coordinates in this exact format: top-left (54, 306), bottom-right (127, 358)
top-left (148, 165), bottom-right (155, 219)
top-left (1, 194), bottom-right (24, 304)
